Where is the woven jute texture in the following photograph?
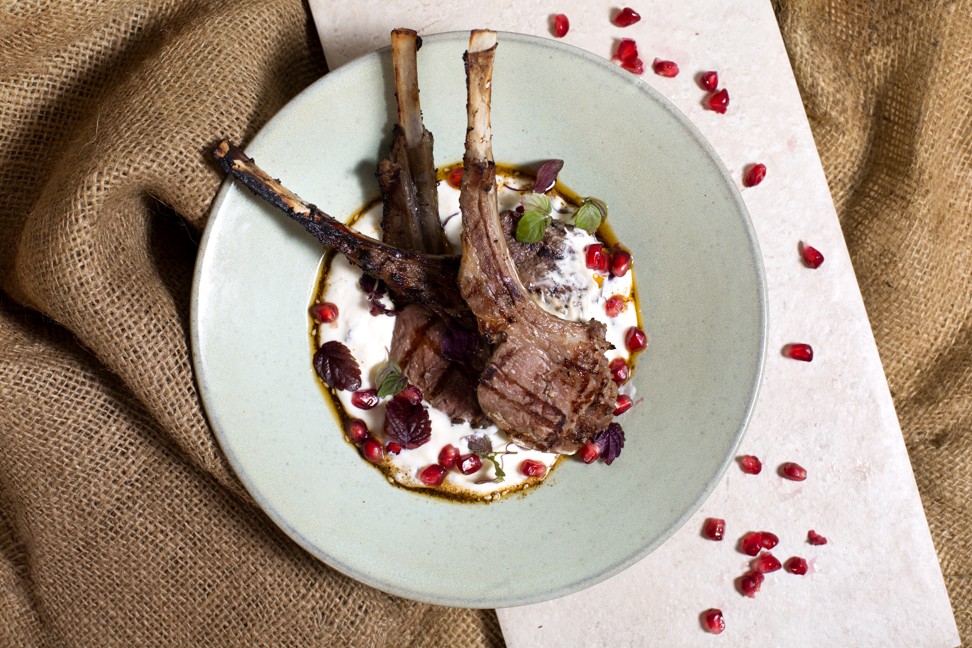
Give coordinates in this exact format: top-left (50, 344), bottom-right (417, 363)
top-left (0, 0), bottom-right (968, 645)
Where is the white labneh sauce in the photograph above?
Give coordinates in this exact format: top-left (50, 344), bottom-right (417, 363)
top-left (314, 169), bottom-right (640, 500)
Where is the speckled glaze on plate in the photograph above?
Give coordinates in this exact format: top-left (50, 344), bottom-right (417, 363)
top-left (191, 31), bottom-right (766, 608)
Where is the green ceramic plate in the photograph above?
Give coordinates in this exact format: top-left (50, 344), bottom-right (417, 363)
top-left (191, 31), bottom-right (766, 608)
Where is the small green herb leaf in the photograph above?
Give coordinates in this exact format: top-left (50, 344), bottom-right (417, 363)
top-left (520, 192), bottom-right (552, 214)
top-left (574, 197), bottom-right (608, 233)
top-left (515, 210), bottom-right (550, 243)
top-left (376, 359), bottom-right (408, 397)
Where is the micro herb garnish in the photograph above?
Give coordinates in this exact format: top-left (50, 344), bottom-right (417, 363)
top-left (533, 159), bottom-right (564, 193)
top-left (572, 196), bottom-right (608, 233)
top-left (375, 359), bottom-right (408, 397)
top-left (515, 192), bottom-right (553, 244)
top-left (465, 434), bottom-right (516, 483)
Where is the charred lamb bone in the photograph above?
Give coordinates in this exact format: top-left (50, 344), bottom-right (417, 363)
top-left (376, 28), bottom-right (449, 255)
top-left (458, 30), bottom-right (618, 453)
top-left (212, 140), bottom-right (470, 327)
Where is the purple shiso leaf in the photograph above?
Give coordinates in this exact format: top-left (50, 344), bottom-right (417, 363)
top-left (533, 159), bottom-right (564, 193)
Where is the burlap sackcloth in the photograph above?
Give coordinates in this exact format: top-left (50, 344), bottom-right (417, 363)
top-left (0, 0), bottom-right (968, 645)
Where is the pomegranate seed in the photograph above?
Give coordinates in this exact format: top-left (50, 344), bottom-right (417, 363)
top-left (702, 609), bottom-right (725, 635)
top-left (605, 295), bottom-right (625, 318)
top-left (760, 531), bottom-right (779, 550)
top-left (362, 437), bottom-right (384, 464)
top-left (706, 88), bottom-right (730, 114)
top-left (438, 444), bottom-right (460, 469)
top-left (309, 301), bottom-right (339, 324)
top-left (447, 166), bottom-right (463, 188)
top-left (740, 454), bottom-right (762, 474)
top-left (807, 530), bottom-right (828, 545)
top-left (780, 461), bottom-right (807, 481)
top-left (613, 394), bottom-right (633, 415)
top-left (610, 248), bottom-right (632, 277)
top-left (624, 327), bottom-right (647, 352)
top-left (385, 441), bottom-right (402, 455)
top-left (620, 57), bottom-right (645, 75)
top-left (652, 59), bottom-right (679, 77)
top-left (740, 531), bottom-right (764, 556)
top-left (553, 13), bottom-right (569, 38)
top-left (520, 459), bottom-right (547, 478)
top-left (785, 556), bottom-right (808, 575)
top-left (585, 244), bottom-right (610, 273)
top-left (739, 570), bottom-right (764, 598)
top-left (351, 388), bottom-right (380, 410)
top-left (395, 384), bottom-right (423, 405)
top-left (783, 343), bottom-right (813, 362)
top-left (801, 242), bottom-right (825, 269)
top-left (702, 517), bottom-right (725, 541)
top-left (613, 7), bottom-right (641, 27)
top-left (615, 38), bottom-right (638, 63)
top-left (578, 440), bottom-right (601, 464)
top-left (346, 419), bottom-right (368, 444)
top-left (609, 357), bottom-right (630, 384)
top-left (743, 163), bottom-right (766, 187)
top-left (418, 463), bottom-right (446, 486)
top-left (752, 551), bottom-right (782, 574)
top-left (458, 453), bottom-right (483, 475)
top-left (699, 70), bottom-right (718, 91)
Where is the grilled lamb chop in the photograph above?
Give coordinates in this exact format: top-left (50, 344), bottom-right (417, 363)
top-left (212, 140), bottom-right (471, 327)
top-left (377, 28), bottom-right (485, 423)
top-left (458, 31), bottom-right (618, 453)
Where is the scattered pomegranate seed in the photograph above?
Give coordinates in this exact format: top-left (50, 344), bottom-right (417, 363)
top-left (780, 461), bottom-right (808, 481)
top-left (752, 551), bottom-right (782, 574)
top-left (785, 556), bottom-right (808, 575)
top-left (740, 454), bottom-right (762, 474)
top-left (739, 570), bottom-right (764, 598)
top-left (703, 517), bottom-right (726, 541)
top-left (585, 244), bottom-right (610, 273)
top-left (395, 384), bottom-right (424, 405)
top-left (624, 327), bottom-right (648, 352)
top-left (418, 463), bottom-right (447, 486)
top-left (702, 609), bottom-right (725, 635)
top-left (458, 453), bottom-right (483, 475)
top-left (783, 343), bottom-right (813, 362)
top-left (438, 444), bottom-right (460, 469)
top-left (740, 531), bottom-right (764, 556)
top-left (743, 163), bottom-right (767, 187)
top-left (652, 59), bottom-right (679, 77)
top-left (706, 88), bottom-right (730, 114)
top-left (351, 388), bottom-right (380, 410)
top-left (807, 530), bottom-right (828, 545)
top-left (699, 70), bottom-right (718, 91)
top-left (613, 394), bottom-right (633, 415)
top-left (446, 165), bottom-right (463, 188)
top-left (800, 242), bottom-right (825, 269)
top-left (553, 13), bottom-right (570, 38)
top-left (620, 57), bottom-right (645, 75)
top-left (610, 248), bottom-right (632, 277)
top-left (613, 7), bottom-right (641, 27)
top-left (760, 531), bottom-right (779, 550)
top-left (309, 302), bottom-right (339, 324)
top-left (615, 38), bottom-right (638, 63)
top-left (520, 459), bottom-right (548, 478)
top-left (609, 357), bottom-right (630, 384)
top-left (347, 419), bottom-right (368, 444)
top-left (578, 440), bottom-right (601, 464)
top-left (362, 438), bottom-right (384, 464)
top-left (385, 441), bottom-right (402, 455)
top-left (605, 295), bottom-right (625, 318)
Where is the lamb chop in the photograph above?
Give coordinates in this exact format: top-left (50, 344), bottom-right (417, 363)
top-left (376, 28), bottom-right (487, 424)
top-left (211, 139), bottom-right (471, 328)
top-left (458, 30), bottom-right (618, 453)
